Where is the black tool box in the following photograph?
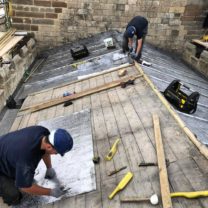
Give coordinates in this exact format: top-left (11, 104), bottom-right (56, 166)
top-left (164, 80), bottom-right (200, 114)
top-left (70, 45), bottom-right (89, 60)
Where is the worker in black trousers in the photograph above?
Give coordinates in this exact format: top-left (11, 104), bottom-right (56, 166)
top-left (0, 126), bottom-right (73, 206)
top-left (122, 16), bottom-right (148, 62)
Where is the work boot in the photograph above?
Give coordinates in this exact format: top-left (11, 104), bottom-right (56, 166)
top-left (3, 192), bottom-right (22, 206)
top-left (0, 174), bottom-right (22, 206)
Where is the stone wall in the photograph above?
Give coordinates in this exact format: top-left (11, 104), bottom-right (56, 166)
top-left (11, 0), bottom-right (208, 53)
top-left (183, 42), bottom-right (208, 78)
top-left (0, 38), bottom-right (37, 111)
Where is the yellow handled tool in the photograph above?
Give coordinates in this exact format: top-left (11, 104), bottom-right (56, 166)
top-left (9, 0), bottom-right (13, 16)
top-left (105, 138), bottom-right (120, 161)
top-left (171, 191), bottom-right (208, 199)
top-left (109, 172), bottom-right (133, 200)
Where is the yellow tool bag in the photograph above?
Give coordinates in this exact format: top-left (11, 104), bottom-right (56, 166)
top-left (164, 80), bottom-right (200, 114)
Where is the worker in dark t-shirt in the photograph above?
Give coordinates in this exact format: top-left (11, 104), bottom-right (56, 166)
top-left (0, 126), bottom-right (73, 206)
top-left (122, 16), bottom-right (148, 62)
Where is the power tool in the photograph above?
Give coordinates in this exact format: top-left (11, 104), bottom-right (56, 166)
top-left (164, 80), bottom-right (200, 114)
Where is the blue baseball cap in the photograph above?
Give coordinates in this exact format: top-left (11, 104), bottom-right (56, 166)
top-left (126, 26), bottom-right (136, 38)
top-left (49, 129), bottom-right (73, 156)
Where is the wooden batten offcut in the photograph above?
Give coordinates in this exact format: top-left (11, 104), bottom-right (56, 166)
top-left (20, 74), bottom-right (142, 114)
top-left (153, 114), bottom-right (173, 208)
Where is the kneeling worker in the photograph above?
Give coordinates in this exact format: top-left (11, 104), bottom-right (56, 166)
top-left (0, 126), bottom-right (73, 206)
top-left (122, 16), bottom-right (148, 62)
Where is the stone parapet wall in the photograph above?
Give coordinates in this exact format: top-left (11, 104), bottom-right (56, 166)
top-left (11, 0), bottom-right (208, 53)
top-left (183, 42), bottom-right (208, 78)
top-left (0, 38), bottom-right (37, 111)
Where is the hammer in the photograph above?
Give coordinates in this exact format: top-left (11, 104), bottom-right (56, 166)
top-left (121, 194), bottom-right (159, 205)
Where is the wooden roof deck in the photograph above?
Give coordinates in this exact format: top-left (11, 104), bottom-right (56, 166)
top-left (2, 64), bottom-right (208, 207)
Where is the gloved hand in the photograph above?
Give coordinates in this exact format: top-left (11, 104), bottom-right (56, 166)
top-left (129, 47), bottom-right (133, 53)
top-left (45, 168), bottom-right (56, 179)
top-left (130, 52), bottom-right (138, 60)
top-left (50, 187), bottom-right (66, 198)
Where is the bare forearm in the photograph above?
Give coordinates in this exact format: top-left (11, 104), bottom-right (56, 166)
top-left (21, 184), bottom-right (51, 196)
top-left (128, 38), bottom-right (133, 48)
top-left (136, 39), bottom-right (142, 54)
top-left (42, 153), bottom-right (52, 169)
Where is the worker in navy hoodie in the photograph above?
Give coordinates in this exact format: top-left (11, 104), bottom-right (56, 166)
top-left (0, 126), bottom-right (73, 206)
top-left (122, 16), bottom-right (148, 62)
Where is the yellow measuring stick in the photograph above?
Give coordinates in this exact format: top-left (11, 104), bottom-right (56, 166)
top-left (105, 138), bottom-right (120, 161)
top-left (109, 172), bottom-right (133, 200)
top-left (171, 191), bottom-right (208, 198)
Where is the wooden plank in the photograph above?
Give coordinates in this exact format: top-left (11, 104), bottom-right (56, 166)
top-left (0, 28), bottom-right (16, 47)
top-left (81, 79), bottom-right (91, 110)
top-left (102, 112), bottom-right (130, 177)
top-left (63, 83), bottom-right (75, 116)
top-left (53, 87), bottom-right (67, 118)
top-left (104, 74), bottom-right (142, 172)
top-left (88, 76), bottom-right (115, 208)
top-left (90, 77), bottom-right (108, 156)
top-left (77, 63), bottom-right (133, 80)
top-left (91, 93), bottom-right (114, 181)
top-left (21, 95), bottom-right (34, 109)
top-left (0, 32), bottom-right (5, 39)
top-left (9, 116), bottom-right (23, 132)
top-left (153, 114), bottom-right (173, 208)
top-left (22, 90), bottom-right (53, 128)
top-left (29, 63), bottom-right (133, 96)
top-left (27, 112), bottom-right (39, 126)
top-left (100, 74), bottom-right (130, 177)
top-left (20, 75), bottom-right (142, 114)
top-left (192, 39), bottom-right (208, 49)
top-left (85, 190), bottom-right (102, 208)
top-left (36, 88), bottom-right (59, 120)
top-left (56, 196), bottom-right (75, 208)
top-left (192, 154), bottom-right (208, 175)
top-left (168, 162), bottom-right (204, 208)
top-left (36, 90), bottom-right (54, 123)
top-left (73, 81), bottom-right (83, 113)
top-left (10, 90), bottom-right (38, 132)
top-left (18, 114), bottom-right (31, 129)
top-left (0, 36), bottom-right (24, 57)
top-left (131, 79), bottom-right (178, 163)
top-left (177, 158), bottom-right (208, 208)
top-left (84, 127), bottom-right (102, 208)
top-left (111, 70), bottom-right (157, 164)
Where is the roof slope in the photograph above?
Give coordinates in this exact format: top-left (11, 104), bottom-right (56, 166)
top-left (10, 64), bottom-right (208, 208)
top-left (142, 44), bottom-right (208, 145)
top-left (14, 31), bottom-right (208, 147)
top-left (0, 31), bottom-right (208, 207)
